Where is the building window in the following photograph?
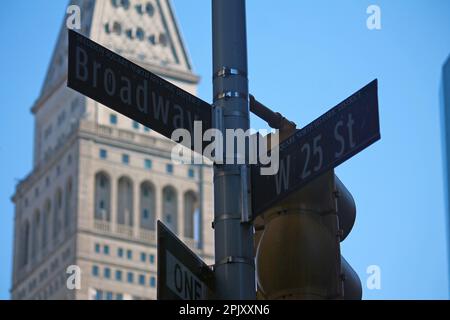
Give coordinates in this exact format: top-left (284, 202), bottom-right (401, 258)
top-left (142, 186), bottom-right (150, 197)
top-left (139, 274), bottom-right (145, 285)
top-left (140, 182), bottom-right (155, 231)
top-left (122, 154), bottom-right (129, 165)
top-left (127, 272), bottom-right (134, 283)
top-left (166, 164), bottom-right (173, 174)
top-left (121, 0), bottom-right (130, 10)
top-left (149, 254), bottom-right (155, 264)
top-left (104, 267), bottom-right (111, 279)
top-left (148, 34), bottom-right (156, 45)
top-left (115, 270), bottom-right (122, 281)
top-left (95, 172), bottom-right (111, 222)
top-left (162, 186), bottom-right (178, 233)
top-left (188, 168), bottom-right (195, 178)
top-left (144, 126), bottom-right (150, 132)
top-left (92, 265), bottom-right (99, 277)
top-left (95, 289), bottom-right (103, 300)
top-left (164, 188), bottom-right (175, 202)
top-left (144, 159), bottom-right (152, 170)
top-left (103, 245), bottom-right (110, 255)
top-left (106, 291), bottom-right (113, 300)
top-left (146, 2), bottom-right (154, 16)
top-left (110, 114), bottom-right (118, 125)
top-left (140, 252), bottom-right (146, 262)
top-left (159, 33), bottom-right (168, 47)
top-left (135, 4), bottom-right (143, 14)
top-left (116, 293), bottom-right (123, 300)
top-left (117, 176), bottom-right (133, 226)
top-left (118, 248), bottom-right (124, 258)
top-left (127, 250), bottom-right (132, 260)
top-left (136, 28), bottom-right (145, 41)
top-left (150, 276), bottom-right (156, 287)
top-left (132, 121), bottom-right (140, 129)
top-left (100, 149), bottom-right (107, 159)
top-left (113, 22), bottom-right (122, 35)
top-left (184, 191), bottom-right (198, 239)
top-left (125, 29), bottom-right (133, 39)
top-left (95, 243), bottom-right (100, 253)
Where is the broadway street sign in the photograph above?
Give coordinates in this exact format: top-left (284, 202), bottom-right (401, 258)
top-left (157, 221), bottom-right (214, 300)
top-left (67, 30), bottom-right (212, 151)
top-left (251, 79), bottom-right (380, 217)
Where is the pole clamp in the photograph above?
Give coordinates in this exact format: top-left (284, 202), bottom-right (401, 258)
top-left (216, 256), bottom-right (255, 267)
top-left (212, 214), bottom-right (241, 229)
top-left (213, 67), bottom-right (247, 79)
top-left (214, 91), bottom-right (248, 102)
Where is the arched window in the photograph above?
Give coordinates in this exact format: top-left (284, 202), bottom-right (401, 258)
top-left (140, 181), bottom-right (155, 230)
top-left (42, 199), bottom-right (51, 250)
top-left (31, 210), bottom-right (41, 259)
top-left (53, 188), bottom-right (62, 239)
top-left (183, 191), bottom-right (198, 239)
top-left (64, 177), bottom-right (73, 229)
top-left (21, 220), bottom-right (30, 267)
top-left (94, 172), bottom-right (111, 221)
top-left (162, 186), bottom-right (177, 233)
top-left (117, 176), bottom-right (133, 226)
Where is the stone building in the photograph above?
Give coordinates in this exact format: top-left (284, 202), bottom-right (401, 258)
top-left (10, 0), bottom-right (214, 300)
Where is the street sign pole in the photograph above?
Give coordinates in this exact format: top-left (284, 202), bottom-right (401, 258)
top-left (212, 0), bottom-right (255, 299)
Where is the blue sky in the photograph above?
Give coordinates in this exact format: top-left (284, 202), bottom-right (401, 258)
top-left (1, 0), bottom-right (449, 299)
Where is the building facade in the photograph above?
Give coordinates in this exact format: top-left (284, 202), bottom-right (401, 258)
top-left (10, 0), bottom-right (214, 300)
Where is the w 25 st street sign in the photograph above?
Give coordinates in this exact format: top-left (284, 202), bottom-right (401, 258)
top-left (251, 80), bottom-right (380, 217)
top-left (67, 30), bottom-right (212, 150)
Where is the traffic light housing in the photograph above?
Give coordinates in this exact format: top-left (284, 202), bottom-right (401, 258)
top-left (254, 170), bottom-right (361, 299)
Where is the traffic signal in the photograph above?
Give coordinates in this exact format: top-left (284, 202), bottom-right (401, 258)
top-left (255, 170), bottom-right (361, 300)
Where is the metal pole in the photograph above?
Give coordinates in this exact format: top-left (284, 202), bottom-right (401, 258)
top-left (212, 0), bottom-right (255, 299)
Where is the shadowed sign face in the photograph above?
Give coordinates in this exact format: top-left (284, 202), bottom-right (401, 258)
top-left (157, 221), bottom-right (214, 300)
top-left (166, 250), bottom-right (205, 300)
top-left (251, 80), bottom-right (380, 217)
top-left (67, 30), bottom-right (212, 152)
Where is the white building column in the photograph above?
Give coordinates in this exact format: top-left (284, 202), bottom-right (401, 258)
top-left (153, 184), bottom-right (161, 231)
top-left (133, 179), bottom-right (140, 237)
top-left (178, 189), bottom-right (184, 238)
top-left (110, 173), bottom-right (117, 232)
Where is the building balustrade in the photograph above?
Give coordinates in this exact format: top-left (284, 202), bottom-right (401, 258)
top-left (116, 224), bottom-right (133, 238)
top-left (93, 219), bottom-right (158, 244)
top-left (92, 219), bottom-right (199, 251)
top-left (79, 121), bottom-right (174, 152)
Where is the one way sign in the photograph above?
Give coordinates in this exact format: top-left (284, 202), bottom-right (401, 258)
top-left (157, 221), bottom-right (214, 300)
